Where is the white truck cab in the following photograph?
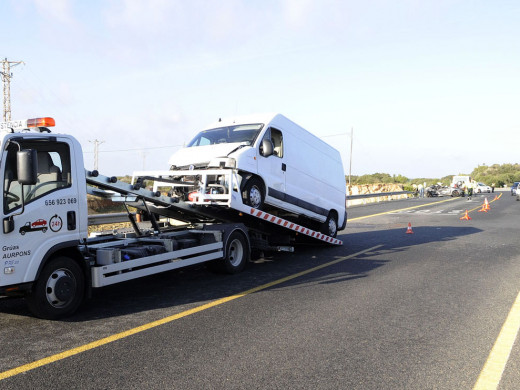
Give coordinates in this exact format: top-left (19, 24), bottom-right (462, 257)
top-left (167, 113), bottom-right (347, 237)
top-left (1, 118), bottom-right (88, 312)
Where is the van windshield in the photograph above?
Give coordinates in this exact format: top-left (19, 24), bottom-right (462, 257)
top-left (187, 124), bottom-right (264, 147)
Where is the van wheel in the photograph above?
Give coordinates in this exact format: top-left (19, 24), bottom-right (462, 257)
top-left (321, 212), bottom-right (338, 238)
top-left (244, 177), bottom-right (264, 209)
top-left (26, 257), bottom-right (85, 320)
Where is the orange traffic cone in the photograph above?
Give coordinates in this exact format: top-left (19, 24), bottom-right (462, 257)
top-left (484, 197), bottom-right (491, 211)
top-left (406, 222), bottom-right (414, 234)
top-left (493, 195), bottom-right (498, 201)
top-left (460, 210), bottom-right (471, 220)
top-left (478, 199), bottom-right (489, 212)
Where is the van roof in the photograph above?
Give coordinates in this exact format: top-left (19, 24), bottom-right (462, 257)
top-left (204, 113), bottom-right (280, 130)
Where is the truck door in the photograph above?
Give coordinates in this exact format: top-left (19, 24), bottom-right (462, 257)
top-left (257, 127), bottom-right (286, 203)
top-left (1, 138), bottom-right (80, 284)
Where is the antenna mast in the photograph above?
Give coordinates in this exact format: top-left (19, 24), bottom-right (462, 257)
top-left (1, 58), bottom-right (24, 121)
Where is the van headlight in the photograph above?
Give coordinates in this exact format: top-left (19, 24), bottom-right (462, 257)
top-left (208, 157), bottom-right (236, 169)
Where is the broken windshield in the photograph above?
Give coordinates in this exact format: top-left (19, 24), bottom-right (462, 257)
top-left (187, 123), bottom-right (264, 147)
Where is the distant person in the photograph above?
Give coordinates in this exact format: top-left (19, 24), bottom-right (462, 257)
top-left (491, 183), bottom-right (495, 193)
top-left (465, 181), bottom-right (474, 200)
top-left (418, 183), bottom-right (424, 198)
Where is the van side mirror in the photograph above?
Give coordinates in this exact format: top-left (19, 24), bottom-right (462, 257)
top-left (261, 139), bottom-right (274, 157)
top-left (17, 149), bottom-right (37, 185)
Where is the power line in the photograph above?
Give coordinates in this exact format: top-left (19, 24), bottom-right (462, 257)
top-left (83, 144), bottom-right (184, 154)
top-left (1, 58), bottom-right (24, 121)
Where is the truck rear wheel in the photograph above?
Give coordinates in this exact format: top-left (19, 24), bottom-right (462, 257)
top-left (209, 231), bottom-right (250, 274)
top-left (243, 177), bottom-right (264, 209)
top-left (26, 256), bottom-right (85, 320)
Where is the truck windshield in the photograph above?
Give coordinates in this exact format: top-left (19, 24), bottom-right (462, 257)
top-left (187, 124), bottom-right (264, 147)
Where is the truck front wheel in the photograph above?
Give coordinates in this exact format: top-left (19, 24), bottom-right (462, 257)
top-left (26, 256), bottom-right (85, 320)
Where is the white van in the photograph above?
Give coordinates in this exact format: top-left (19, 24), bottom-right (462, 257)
top-left (167, 113), bottom-right (347, 237)
top-left (452, 175), bottom-right (471, 187)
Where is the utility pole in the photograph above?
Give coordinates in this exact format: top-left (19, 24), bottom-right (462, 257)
top-left (140, 151), bottom-right (147, 170)
top-left (348, 127), bottom-right (353, 187)
top-left (1, 58), bottom-right (24, 122)
top-left (89, 139), bottom-right (105, 171)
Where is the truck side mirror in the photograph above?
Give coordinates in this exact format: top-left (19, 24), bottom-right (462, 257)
top-left (261, 139), bottom-right (274, 157)
top-left (17, 149), bottom-right (37, 185)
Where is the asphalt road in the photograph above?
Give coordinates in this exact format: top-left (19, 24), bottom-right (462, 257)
top-left (1, 191), bottom-right (519, 389)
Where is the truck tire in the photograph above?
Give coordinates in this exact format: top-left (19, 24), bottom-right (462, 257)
top-left (209, 231), bottom-right (250, 274)
top-left (321, 211), bottom-right (338, 238)
top-left (26, 256), bottom-right (85, 320)
top-left (243, 177), bottom-right (264, 210)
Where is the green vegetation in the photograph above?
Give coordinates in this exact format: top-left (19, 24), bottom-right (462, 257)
top-left (470, 164), bottom-right (520, 188)
top-left (348, 173), bottom-right (450, 187)
top-left (348, 163), bottom-right (520, 188)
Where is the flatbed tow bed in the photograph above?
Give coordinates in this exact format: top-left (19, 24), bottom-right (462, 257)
top-left (86, 170), bottom-right (343, 246)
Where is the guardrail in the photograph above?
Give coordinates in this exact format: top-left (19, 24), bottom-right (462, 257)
top-left (347, 191), bottom-right (412, 207)
top-left (346, 191), bottom-right (412, 200)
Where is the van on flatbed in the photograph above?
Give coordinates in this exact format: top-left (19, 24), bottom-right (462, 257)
top-left (166, 113), bottom-right (347, 237)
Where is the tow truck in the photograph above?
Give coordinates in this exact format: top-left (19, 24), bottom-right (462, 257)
top-left (0, 117), bottom-right (344, 319)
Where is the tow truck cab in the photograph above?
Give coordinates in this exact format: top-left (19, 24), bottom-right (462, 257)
top-left (0, 117), bottom-right (88, 297)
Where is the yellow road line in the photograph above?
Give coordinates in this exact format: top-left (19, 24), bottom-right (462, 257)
top-left (462, 193), bottom-right (502, 215)
top-left (473, 289), bottom-right (520, 389)
top-left (349, 197), bottom-right (458, 221)
top-left (0, 244), bottom-right (383, 381)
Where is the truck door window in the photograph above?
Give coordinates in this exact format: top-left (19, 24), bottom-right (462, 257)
top-left (3, 142), bottom-right (72, 213)
top-left (3, 145), bottom-right (22, 213)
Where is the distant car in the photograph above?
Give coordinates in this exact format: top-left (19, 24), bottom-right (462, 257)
top-left (474, 182), bottom-right (491, 193)
top-left (426, 184), bottom-right (463, 197)
top-left (512, 182), bottom-right (519, 196)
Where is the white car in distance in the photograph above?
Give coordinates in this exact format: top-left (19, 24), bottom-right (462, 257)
top-left (474, 182), bottom-right (491, 193)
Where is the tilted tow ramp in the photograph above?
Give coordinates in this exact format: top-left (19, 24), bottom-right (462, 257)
top-left (86, 170), bottom-right (342, 246)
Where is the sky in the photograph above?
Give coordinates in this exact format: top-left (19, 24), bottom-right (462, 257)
top-left (1, 0), bottom-right (519, 179)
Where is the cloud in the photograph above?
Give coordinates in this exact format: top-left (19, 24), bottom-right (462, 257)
top-left (33, 0), bottom-right (75, 25)
top-left (282, 0), bottom-right (317, 28)
top-left (103, 0), bottom-right (178, 33)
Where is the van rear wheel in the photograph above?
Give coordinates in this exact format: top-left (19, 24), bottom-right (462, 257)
top-left (321, 212), bottom-right (338, 238)
top-left (244, 177), bottom-right (264, 210)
